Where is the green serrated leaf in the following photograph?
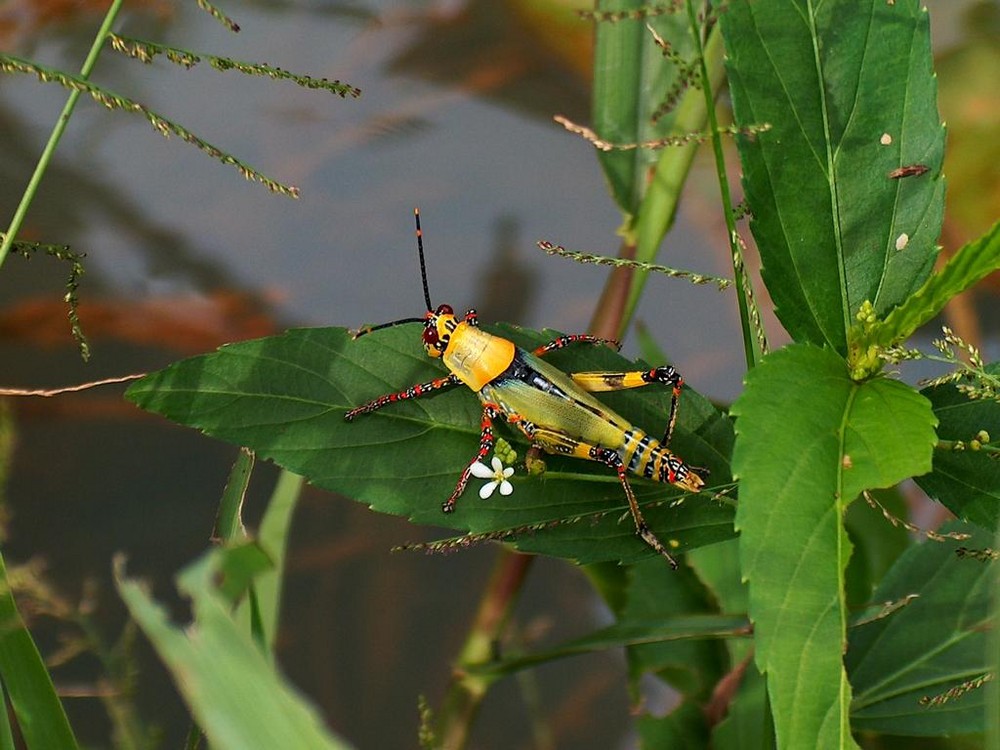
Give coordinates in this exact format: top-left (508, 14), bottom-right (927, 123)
top-left (847, 522), bottom-right (994, 736)
top-left (622, 558), bottom-right (727, 700)
top-left (127, 324), bottom-right (735, 565)
top-left (722, 0), bottom-right (944, 352)
top-left (861, 219), bottom-right (1000, 353)
top-left (731, 344), bottom-right (937, 750)
top-left (914, 365), bottom-right (1000, 530)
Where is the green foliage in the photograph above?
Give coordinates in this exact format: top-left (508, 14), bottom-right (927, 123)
top-left (731, 344), bottom-right (938, 750)
top-left (852, 220), bottom-right (1000, 370)
top-left (115, 549), bottom-right (352, 750)
top-left (915, 365), bottom-right (1000, 528)
top-left (3, 0), bottom-right (998, 746)
top-left (0, 553), bottom-right (78, 750)
top-left (714, 1), bottom-right (998, 747)
top-left (239, 469), bottom-right (305, 652)
top-left (126, 324), bottom-right (736, 565)
top-left (848, 523), bottom-right (994, 736)
top-left (722, 0), bottom-right (945, 353)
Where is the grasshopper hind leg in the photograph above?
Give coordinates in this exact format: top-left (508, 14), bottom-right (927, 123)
top-left (527, 426), bottom-right (679, 568)
top-left (568, 366), bottom-right (685, 445)
top-left (589, 446), bottom-right (679, 569)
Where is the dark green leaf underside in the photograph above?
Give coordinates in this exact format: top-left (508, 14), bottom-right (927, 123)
top-left (847, 522), bottom-right (994, 735)
top-left (915, 365), bottom-right (1000, 529)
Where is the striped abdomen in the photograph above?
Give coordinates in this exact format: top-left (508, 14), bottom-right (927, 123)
top-left (620, 428), bottom-right (704, 492)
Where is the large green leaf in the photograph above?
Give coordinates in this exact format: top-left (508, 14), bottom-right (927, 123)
top-left (730, 344), bottom-right (938, 750)
top-left (622, 557), bottom-right (727, 699)
top-left (914, 365), bottom-right (1000, 530)
top-left (126, 325), bottom-right (735, 565)
top-left (722, 0), bottom-right (944, 352)
top-left (847, 522), bottom-right (994, 735)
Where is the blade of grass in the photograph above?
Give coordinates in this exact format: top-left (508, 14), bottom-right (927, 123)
top-left (116, 552), bottom-right (352, 750)
top-left (0, 681), bottom-right (13, 750)
top-left (213, 448), bottom-right (254, 545)
top-left (621, 25), bottom-right (730, 333)
top-left (685, 2), bottom-right (761, 370)
top-left (0, 552), bottom-right (78, 749)
top-left (237, 469), bottom-right (304, 654)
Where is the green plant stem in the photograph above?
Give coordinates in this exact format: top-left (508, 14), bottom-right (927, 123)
top-left (935, 440), bottom-right (1000, 456)
top-left (434, 549), bottom-right (534, 749)
top-left (0, 0), bottom-right (124, 271)
top-left (686, 0), bottom-right (761, 370)
top-left (620, 24), bottom-right (728, 333)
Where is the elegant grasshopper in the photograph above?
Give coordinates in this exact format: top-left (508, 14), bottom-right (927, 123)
top-left (345, 210), bottom-right (705, 567)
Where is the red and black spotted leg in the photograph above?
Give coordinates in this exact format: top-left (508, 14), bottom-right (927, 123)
top-left (589, 445), bottom-right (679, 569)
top-left (442, 403), bottom-right (504, 513)
top-left (532, 334), bottom-right (621, 357)
top-left (344, 373), bottom-right (462, 421)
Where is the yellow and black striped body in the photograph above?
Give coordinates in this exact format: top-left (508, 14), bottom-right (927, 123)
top-left (478, 348), bottom-right (703, 493)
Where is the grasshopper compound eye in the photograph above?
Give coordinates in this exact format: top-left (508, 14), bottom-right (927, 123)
top-left (423, 321), bottom-right (449, 358)
top-left (422, 325), bottom-right (440, 348)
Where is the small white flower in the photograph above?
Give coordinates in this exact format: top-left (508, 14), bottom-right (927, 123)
top-left (469, 456), bottom-right (514, 499)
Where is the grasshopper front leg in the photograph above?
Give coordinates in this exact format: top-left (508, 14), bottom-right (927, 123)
top-left (442, 403), bottom-right (504, 513)
top-left (344, 373), bottom-right (462, 421)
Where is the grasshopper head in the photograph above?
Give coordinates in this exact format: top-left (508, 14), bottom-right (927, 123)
top-left (422, 304), bottom-right (459, 358)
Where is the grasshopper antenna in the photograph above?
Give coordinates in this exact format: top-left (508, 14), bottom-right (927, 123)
top-left (350, 209), bottom-right (434, 339)
top-left (414, 207), bottom-right (433, 312)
